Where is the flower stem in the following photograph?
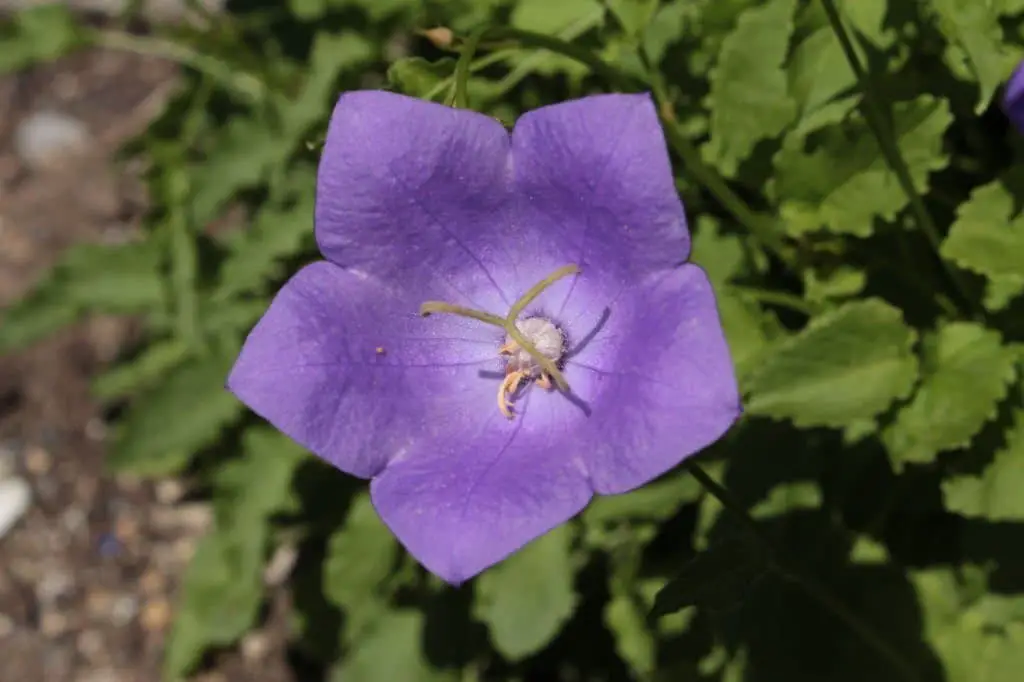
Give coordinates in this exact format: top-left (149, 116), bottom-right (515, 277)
top-left (816, 0), bottom-right (977, 317)
top-left (450, 26), bottom-right (489, 108)
top-left (684, 461), bottom-right (921, 682)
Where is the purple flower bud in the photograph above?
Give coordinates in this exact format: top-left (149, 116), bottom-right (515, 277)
top-left (1005, 59), bottom-right (1024, 132)
top-left (227, 91), bottom-right (741, 584)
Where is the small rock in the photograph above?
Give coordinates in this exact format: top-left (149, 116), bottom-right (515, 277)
top-left (155, 479), bottom-right (185, 505)
top-left (139, 568), bottom-right (166, 595)
top-left (110, 595), bottom-right (138, 627)
top-left (24, 444), bottom-right (52, 475)
top-left (13, 110), bottom-right (91, 170)
top-left (40, 610), bottom-right (68, 637)
top-left (84, 418), bottom-right (108, 442)
top-left (86, 590), bottom-right (114, 618)
top-left (0, 442), bottom-right (18, 479)
top-left (241, 631), bottom-right (269, 661)
top-left (36, 570), bottom-right (74, 604)
top-left (0, 477), bottom-right (31, 540)
top-left (140, 597), bottom-right (171, 633)
top-left (76, 668), bottom-right (122, 682)
top-left (0, 613), bottom-right (14, 638)
top-left (114, 515), bottom-right (140, 543)
top-left (76, 629), bottom-right (104, 660)
top-left (61, 507), bottom-right (87, 534)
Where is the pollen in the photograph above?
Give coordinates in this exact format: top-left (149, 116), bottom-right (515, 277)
top-left (497, 317), bottom-right (564, 418)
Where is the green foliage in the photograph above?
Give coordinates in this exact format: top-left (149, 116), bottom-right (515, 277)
top-left (4, 0), bottom-right (1024, 679)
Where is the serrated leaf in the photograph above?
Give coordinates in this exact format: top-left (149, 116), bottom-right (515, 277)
top-left (605, 595), bottom-right (655, 677)
top-left (745, 299), bottom-right (918, 428)
top-left (837, 0), bottom-right (893, 47)
top-left (214, 428), bottom-right (303, 524)
top-left (92, 339), bottom-right (190, 401)
top-left (108, 350), bottom-right (243, 476)
top-left (642, 0), bottom-right (688, 65)
top-left (278, 32), bottom-right (373, 136)
top-left (215, 187), bottom-right (315, 299)
top-left (774, 96), bottom-right (952, 236)
top-left (931, 0), bottom-right (1010, 113)
top-left (474, 524), bottom-right (577, 660)
top-left (0, 240), bottom-right (166, 352)
top-left (884, 323), bottom-right (1017, 468)
top-left (329, 610), bottom-right (451, 682)
top-left (941, 180), bottom-right (1024, 311)
top-left (943, 409), bottom-right (1024, 520)
top-left (705, 0), bottom-right (797, 176)
top-left (323, 493), bottom-right (398, 642)
top-left (511, 0), bottom-right (605, 79)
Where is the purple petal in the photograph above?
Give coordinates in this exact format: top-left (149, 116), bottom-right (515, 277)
top-left (559, 264), bottom-right (741, 494)
top-left (1005, 59), bottom-right (1024, 133)
top-left (227, 261), bottom-right (502, 479)
top-left (510, 93), bottom-right (689, 300)
top-left (369, 397), bottom-right (592, 584)
top-left (315, 90), bottom-right (515, 310)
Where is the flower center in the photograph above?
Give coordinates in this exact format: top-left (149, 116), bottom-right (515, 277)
top-left (418, 264), bottom-right (579, 420)
top-left (497, 317), bottom-right (565, 418)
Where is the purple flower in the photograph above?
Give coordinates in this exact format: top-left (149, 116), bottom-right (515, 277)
top-left (227, 91), bottom-right (741, 583)
top-left (1005, 59), bottom-right (1024, 131)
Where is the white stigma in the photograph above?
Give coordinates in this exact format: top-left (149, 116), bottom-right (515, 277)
top-left (503, 317), bottom-right (564, 375)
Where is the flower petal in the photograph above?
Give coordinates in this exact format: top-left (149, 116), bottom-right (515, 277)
top-left (369, 402), bottom-right (593, 584)
top-left (562, 263), bottom-right (741, 494)
top-left (227, 261), bottom-right (502, 479)
top-left (1005, 59), bottom-right (1024, 133)
top-left (315, 90), bottom-right (515, 310)
top-left (510, 93), bottom-right (689, 298)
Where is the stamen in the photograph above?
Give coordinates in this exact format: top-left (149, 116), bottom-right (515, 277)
top-left (498, 369), bottom-right (527, 419)
top-left (418, 264), bottom-right (580, 416)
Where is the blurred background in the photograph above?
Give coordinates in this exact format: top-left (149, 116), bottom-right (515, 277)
top-left (2, 1), bottom-right (1024, 682)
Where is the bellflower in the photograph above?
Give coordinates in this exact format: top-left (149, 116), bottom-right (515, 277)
top-left (1006, 59), bottom-right (1024, 132)
top-left (227, 90), bottom-right (741, 584)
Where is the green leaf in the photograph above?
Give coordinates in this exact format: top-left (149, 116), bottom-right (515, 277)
top-left (330, 610), bottom-right (451, 682)
top-left (323, 493), bottom-right (398, 642)
top-left (605, 595), bottom-right (655, 677)
top-left (745, 299), bottom-right (919, 428)
top-left (787, 26), bottom-right (855, 120)
top-left (943, 409), bottom-right (1024, 520)
top-left (0, 241), bottom-right (166, 352)
top-left (214, 427), bottom-right (303, 524)
top-left (941, 180), bottom-right (1024, 311)
top-left (163, 527), bottom-right (265, 681)
top-left (912, 570), bottom-right (1024, 682)
top-left (774, 95), bottom-right (953, 236)
top-left (606, 0), bottom-right (659, 39)
top-left (474, 524), bottom-right (577, 660)
top-left (215, 186), bottom-right (315, 299)
top-left (803, 267), bottom-right (866, 303)
top-left (387, 57), bottom-right (456, 99)
top-left (884, 323), bottom-right (1017, 468)
top-left (750, 481), bottom-right (822, 519)
top-left (512, 0), bottom-right (604, 33)
top-left (583, 473), bottom-right (701, 526)
top-left (704, 0), bottom-right (797, 176)
top-left (837, 0), bottom-right (893, 47)
top-left (650, 538), bottom-right (768, 618)
top-left (642, 0), bottom-right (688, 65)
top-left (92, 339), bottom-right (191, 401)
top-left (0, 4), bottom-right (79, 73)
top-left (108, 350), bottom-right (243, 476)
top-left (278, 32), bottom-right (373, 136)
top-left (930, 0), bottom-right (1010, 113)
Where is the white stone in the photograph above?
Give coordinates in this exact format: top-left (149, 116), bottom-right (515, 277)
top-left (13, 110), bottom-right (90, 170)
top-left (0, 477), bottom-right (31, 540)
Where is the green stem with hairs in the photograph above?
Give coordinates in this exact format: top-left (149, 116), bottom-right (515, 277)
top-left (817, 0), bottom-right (976, 317)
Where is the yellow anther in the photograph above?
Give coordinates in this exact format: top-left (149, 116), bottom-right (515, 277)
top-left (498, 340), bottom-right (518, 355)
top-left (536, 373), bottom-right (553, 391)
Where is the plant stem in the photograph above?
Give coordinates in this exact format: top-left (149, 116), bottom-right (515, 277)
top-left (727, 285), bottom-right (820, 315)
top-left (817, 0), bottom-right (977, 317)
top-left (685, 461), bottom-right (921, 682)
